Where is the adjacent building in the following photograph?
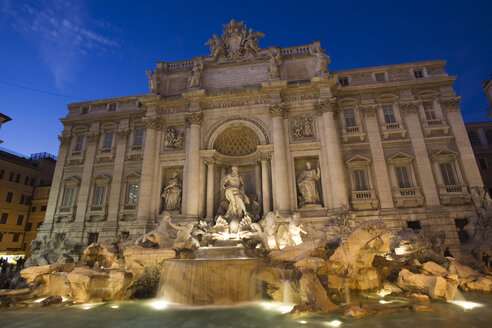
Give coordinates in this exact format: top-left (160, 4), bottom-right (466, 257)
top-left (0, 151), bottom-right (56, 258)
top-left (37, 20), bottom-right (485, 249)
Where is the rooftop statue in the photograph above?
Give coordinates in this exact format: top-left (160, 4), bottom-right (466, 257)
top-left (205, 19), bottom-right (264, 61)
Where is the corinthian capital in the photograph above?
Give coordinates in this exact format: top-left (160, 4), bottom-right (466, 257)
top-left (439, 97), bottom-right (461, 112)
top-left (185, 112), bottom-right (203, 126)
top-left (143, 115), bottom-right (162, 130)
top-left (269, 103), bottom-right (288, 118)
top-left (314, 98), bottom-right (337, 116)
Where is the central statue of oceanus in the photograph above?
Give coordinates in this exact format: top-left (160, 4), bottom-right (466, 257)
top-left (220, 165), bottom-right (250, 219)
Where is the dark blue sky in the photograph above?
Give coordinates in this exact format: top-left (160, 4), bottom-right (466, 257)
top-left (1, 0), bottom-right (491, 156)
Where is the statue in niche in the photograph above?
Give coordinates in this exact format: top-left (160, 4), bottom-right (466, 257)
top-left (292, 115), bottom-right (314, 139)
top-left (246, 193), bottom-right (261, 222)
top-left (311, 47), bottom-right (330, 77)
top-left (297, 161), bottom-right (321, 207)
top-left (145, 69), bottom-right (160, 93)
top-left (165, 127), bottom-right (184, 150)
top-left (161, 172), bottom-right (182, 212)
top-left (220, 165), bottom-right (250, 220)
top-left (267, 49), bottom-right (281, 79)
top-left (189, 59), bottom-right (204, 88)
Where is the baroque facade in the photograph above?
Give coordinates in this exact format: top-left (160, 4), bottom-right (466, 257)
top-left (39, 20), bottom-right (485, 248)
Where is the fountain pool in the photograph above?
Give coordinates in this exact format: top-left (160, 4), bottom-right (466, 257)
top-left (1, 292), bottom-right (491, 328)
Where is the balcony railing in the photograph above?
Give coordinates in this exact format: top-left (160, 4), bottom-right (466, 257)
top-left (345, 126), bottom-right (360, 134)
top-left (425, 119), bottom-right (443, 127)
top-left (384, 122), bottom-right (401, 130)
top-left (352, 190), bottom-right (375, 199)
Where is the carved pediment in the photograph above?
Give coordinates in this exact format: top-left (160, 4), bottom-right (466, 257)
top-left (345, 155), bottom-right (371, 165)
top-left (431, 148), bottom-right (459, 161)
top-left (387, 152), bottom-right (414, 163)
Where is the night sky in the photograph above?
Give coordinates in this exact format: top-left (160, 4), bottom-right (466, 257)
top-left (1, 0), bottom-right (491, 157)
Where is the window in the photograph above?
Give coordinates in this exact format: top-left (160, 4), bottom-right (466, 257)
top-left (479, 158), bottom-right (489, 170)
top-left (37, 222), bottom-right (43, 229)
top-left (74, 135), bottom-right (85, 151)
top-left (31, 206), bottom-right (36, 212)
top-left (16, 215), bottom-right (24, 226)
top-left (26, 223), bottom-right (32, 231)
top-left (0, 169), bottom-right (4, 179)
top-left (81, 107), bottom-right (89, 115)
top-left (108, 103), bottom-right (117, 112)
top-left (407, 221), bottom-right (421, 230)
top-left (103, 132), bottom-right (114, 149)
top-left (0, 233), bottom-right (2, 242)
top-left (353, 169), bottom-right (369, 191)
top-left (133, 129), bottom-right (144, 146)
top-left (468, 131), bottom-right (481, 146)
top-left (423, 102), bottom-right (437, 120)
top-left (93, 185), bottom-right (106, 205)
top-left (20, 195), bottom-right (27, 205)
top-left (88, 232), bottom-right (99, 245)
top-left (30, 177), bottom-right (35, 186)
top-left (6, 192), bottom-right (13, 203)
top-left (62, 186), bottom-right (76, 207)
top-left (9, 172), bottom-right (14, 182)
top-left (440, 163), bottom-right (457, 185)
top-left (414, 70), bottom-right (424, 79)
top-left (15, 174), bottom-right (20, 183)
top-left (375, 73), bottom-right (386, 82)
top-left (339, 77), bottom-right (349, 86)
top-left (24, 176), bottom-right (30, 185)
top-left (41, 205), bottom-right (47, 211)
top-left (0, 213), bottom-right (8, 224)
top-left (486, 130), bottom-right (492, 145)
top-left (395, 166), bottom-right (413, 188)
top-left (343, 109), bottom-right (356, 127)
top-left (12, 234), bottom-right (19, 242)
top-left (382, 105), bottom-right (396, 123)
top-left (127, 183), bottom-right (139, 204)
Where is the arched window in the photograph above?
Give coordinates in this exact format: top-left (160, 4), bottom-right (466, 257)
top-left (468, 131), bottom-right (481, 146)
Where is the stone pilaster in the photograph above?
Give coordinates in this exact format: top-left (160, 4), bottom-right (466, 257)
top-left (260, 153), bottom-right (272, 216)
top-left (72, 124), bottom-right (100, 241)
top-left (400, 101), bottom-right (440, 205)
top-left (184, 112), bottom-right (203, 217)
top-left (204, 158), bottom-right (215, 218)
top-left (269, 104), bottom-right (291, 212)
top-left (137, 114), bottom-right (162, 224)
top-left (40, 129), bottom-right (72, 237)
top-left (315, 99), bottom-right (348, 208)
top-left (254, 161), bottom-right (262, 203)
top-left (441, 97), bottom-right (484, 187)
top-left (106, 124), bottom-right (129, 225)
top-left (360, 104), bottom-right (394, 209)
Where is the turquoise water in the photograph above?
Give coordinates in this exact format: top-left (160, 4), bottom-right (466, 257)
top-left (2, 293), bottom-right (492, 328)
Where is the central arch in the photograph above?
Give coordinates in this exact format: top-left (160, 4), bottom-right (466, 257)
top-left (205, 117), bottom-right (270, 151)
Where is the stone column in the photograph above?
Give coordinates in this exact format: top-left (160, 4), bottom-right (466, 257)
top-left (441, 98), bottom-right (484, 187)
top-left (137, 114), bottom-right (161, 223)
top-left (205, 158), bottom-right (215, 218)
top-left (400, 101), bottom-right (440, 205)
top-left (254, 161), bottom-right (262, 202)
top-left (260, 153), bottom-right (272, 216)
top-left (269, 104), bottom-right (291, 212)
top-left (72, 124), bottom-right (100, 241)
top-left (106, 124), bottom-right (129, 224)
top-left (361, 104), bottom-right (394, 209)
top-left (40, 129), bottom-right (72, 238)
top-left (220, 165), bottom-right (226, 201)
top-left (184, 112), bottom-right (203, 218)
top-left (315, 99), bottom-right (348, 208)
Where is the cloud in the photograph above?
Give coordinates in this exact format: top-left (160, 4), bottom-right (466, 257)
top-left (1, 0), bottom-right (121, 89)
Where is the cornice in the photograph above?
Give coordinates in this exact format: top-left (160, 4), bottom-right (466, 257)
top-left (60, 109), bottom-right (145, 125)
top-left (333, 76), bottom-right (456, 93)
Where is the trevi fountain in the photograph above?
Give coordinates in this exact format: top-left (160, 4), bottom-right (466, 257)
top-left (1, 20), bottom-right (492, 327)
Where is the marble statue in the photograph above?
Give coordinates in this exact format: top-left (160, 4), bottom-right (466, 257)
top-left (287, 213), bottom-right (307, 246)
top-left (166, 216), bottom-right (196, 244)
top-left (189, 59), bottom-right (204, 88)
top-left (243, 28), bottom-right (263, 53)
top-left (311, 48), bottom-right (330, 76)
top-left (297, 161), bottom-right (321, 206)
top-left (205, 34), bottom-right (226, 61)
top-left (267, 49), bottom-right (281, 79)
top-left (161, 172), bottom-right (182, 212)
top-left (261, 212), bottom-right (279, 250)
top-left (145, 69), bottom-right (160, 93)
top-left (135, 215), bottom-right (170, 248)
top-left (220, 165), bottom-right (250, 219)
top-left (165, 127), bottom-right (183, 150)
